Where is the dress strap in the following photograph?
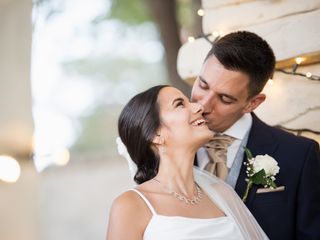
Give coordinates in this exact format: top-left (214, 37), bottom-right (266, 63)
top-left (129, 189), bottom-right (157, 215)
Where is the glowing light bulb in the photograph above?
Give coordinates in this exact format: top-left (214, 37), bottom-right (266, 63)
top-left (54, 148), bottom-right (70, 166)
top-left (212, 31), bottom-right (220, 38)
top-left (0, 156), bottom-right (21, 183)
top-left (197, 9), bottom-right (204, 16)
top-left (188, 36), bottom-right (195, 43)
top-left (306, 72), bottom-right (312, 78)
top-left (295, 57), bottom-right (305, 65)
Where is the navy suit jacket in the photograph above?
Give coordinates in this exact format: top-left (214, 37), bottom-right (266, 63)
top-left (234, 113), bottom-right (320, 239)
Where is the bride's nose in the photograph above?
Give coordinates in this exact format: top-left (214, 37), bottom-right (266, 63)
top-left (191, 102), bottom-right (204, 114)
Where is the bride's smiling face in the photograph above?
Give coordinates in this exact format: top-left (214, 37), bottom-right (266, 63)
top-left (156, 87), bottom-right (213, 150)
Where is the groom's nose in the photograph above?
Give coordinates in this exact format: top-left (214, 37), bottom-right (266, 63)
top-left (199, 92), bottom-right (215, 114)
top-left (191, 102), bottom-right (204, 114)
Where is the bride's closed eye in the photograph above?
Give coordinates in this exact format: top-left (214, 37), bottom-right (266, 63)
top-left (172, 97), bottom-right (185, 108)
top-left (175, 100), bottom-right (184, 108)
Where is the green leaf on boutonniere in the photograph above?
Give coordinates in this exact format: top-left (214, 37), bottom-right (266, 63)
top-left (244, 147), bottom-right (253, 160)
top-left (251, 169), bottom-right (267, 185)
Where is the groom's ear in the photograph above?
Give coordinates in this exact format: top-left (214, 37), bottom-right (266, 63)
top-left (243, 93), bottom-right (266, 113)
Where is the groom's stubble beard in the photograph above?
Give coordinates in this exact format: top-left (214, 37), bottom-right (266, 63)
top-left (204, 110), bottom-right (246, 133)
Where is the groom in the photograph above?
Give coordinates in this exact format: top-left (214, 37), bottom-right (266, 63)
top-left (192, 31), bottom-right (320, 239)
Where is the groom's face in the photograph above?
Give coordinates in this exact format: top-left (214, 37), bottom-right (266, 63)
top-left (191, 56), bottom-right (260, 133)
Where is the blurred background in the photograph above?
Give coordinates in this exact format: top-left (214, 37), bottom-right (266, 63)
top-left (0, 0), bottom-right (319, 240)
top-left (0, 0), bottom-right (199, 239)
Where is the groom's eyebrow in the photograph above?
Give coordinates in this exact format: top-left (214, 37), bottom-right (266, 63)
top-left (220, 93), bottom-right (238, 101)
top-left (199, 76), bottom-right (237, 101)
top-left (199, 76), bottom-right (208, 85)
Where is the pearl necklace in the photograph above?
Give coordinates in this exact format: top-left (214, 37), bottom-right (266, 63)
top-left (153, 178), bottom-right (203, 205)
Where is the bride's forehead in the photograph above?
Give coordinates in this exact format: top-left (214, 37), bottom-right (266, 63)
top-left (158, 87), bottom-right (184, 102)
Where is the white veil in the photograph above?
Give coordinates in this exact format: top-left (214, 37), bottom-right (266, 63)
top-left (116, 137), bottom-right (269, 239)
top-left (193, 167), bottom-right (269, 239)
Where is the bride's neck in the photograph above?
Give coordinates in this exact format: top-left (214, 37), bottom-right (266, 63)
top-left (155, 148), bottom-right (196, 197)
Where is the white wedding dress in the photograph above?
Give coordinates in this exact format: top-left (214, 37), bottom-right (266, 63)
top-left (131, 188), bottom-right (244, 240)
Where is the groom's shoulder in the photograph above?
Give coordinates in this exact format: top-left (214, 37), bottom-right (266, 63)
top-left (254, 116), bottom-right (317, 147)
top-left (270, 124), bottom-right (316, 145)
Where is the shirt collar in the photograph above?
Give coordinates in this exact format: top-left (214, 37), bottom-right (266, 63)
top-left (221, 113), bottom-right (252, 140)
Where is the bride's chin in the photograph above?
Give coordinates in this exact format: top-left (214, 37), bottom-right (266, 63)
top-left (193, 135), bottom-right (213, 148)
top-left (202, 130), bottom-right (214, 142)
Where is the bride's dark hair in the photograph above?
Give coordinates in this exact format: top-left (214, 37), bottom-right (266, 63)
top-left (118, 85), bottom-right (169, 184)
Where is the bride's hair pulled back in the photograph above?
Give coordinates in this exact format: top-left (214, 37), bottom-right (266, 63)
top-left (118, 85), bottom-right (168, 184)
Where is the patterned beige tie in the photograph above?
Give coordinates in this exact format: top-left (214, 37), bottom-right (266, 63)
top-left (205, 134), bottom-right (236, 180)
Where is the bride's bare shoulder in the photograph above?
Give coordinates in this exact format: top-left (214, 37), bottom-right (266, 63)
top-left (110, 190), bottom-right (147, 216)
top-left (107, 190), bottom-right (150, 239)
top-left (108, 189), bottom-right (151, 232)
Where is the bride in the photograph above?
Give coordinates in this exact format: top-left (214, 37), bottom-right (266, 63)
top-left (106, 85), bottom-right (268, 240)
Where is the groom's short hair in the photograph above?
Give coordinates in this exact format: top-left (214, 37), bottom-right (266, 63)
top-left (205, 31), bottom-right (276, 97)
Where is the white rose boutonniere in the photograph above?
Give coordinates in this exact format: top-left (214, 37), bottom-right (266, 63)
top-left (242, 147), bottom-right (280, 202)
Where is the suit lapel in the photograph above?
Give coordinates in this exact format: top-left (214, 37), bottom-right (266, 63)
top-left (235, 113), bottom-right (279, 205)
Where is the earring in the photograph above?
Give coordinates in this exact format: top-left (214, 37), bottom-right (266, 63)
top-left (159, 145), bottom-right (166, 154)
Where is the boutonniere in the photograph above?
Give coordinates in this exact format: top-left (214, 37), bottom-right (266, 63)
top-left (242, 147), bottom-right (280, 202)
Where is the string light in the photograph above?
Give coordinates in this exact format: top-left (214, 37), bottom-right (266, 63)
top-left (54, 148), bottom-right (70, 166)
top-left (187, 36), bottom-right (195, 43)
top-left (295, 57), bottom-right (305, 65)
top-left (0, 155), bottom-right (21, 183)
top-left (276, 57), bottom-right (320, 81)
top-left (189, 6), bottom-right (319, 82)
top-left (187, 29), bottom-right (320, 81)
top-left (212, 31), bottom-right (220, 38)
top-left (197, 8), bottom-right (204, 17)
top-left (276, 68), bottom-right (319, 81)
